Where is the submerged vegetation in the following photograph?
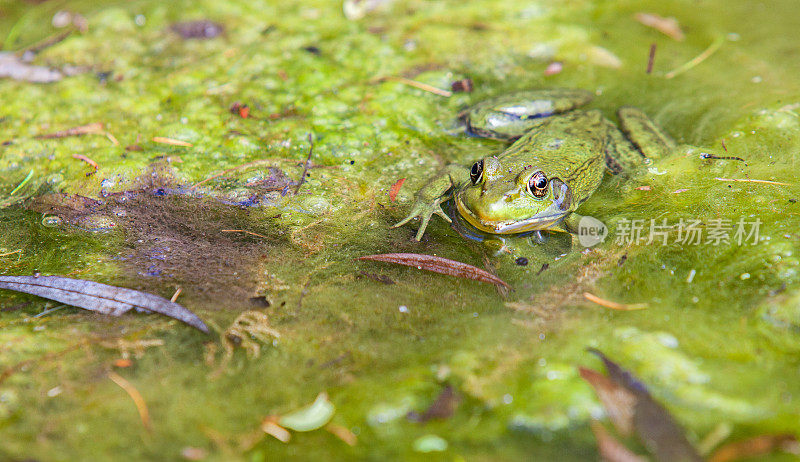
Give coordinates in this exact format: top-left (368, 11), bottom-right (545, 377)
top-left (1, 0), bottom-right (800, 460)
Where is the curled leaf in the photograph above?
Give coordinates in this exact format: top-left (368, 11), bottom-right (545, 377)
top-left (0, 52), bottom-right (63, 83)
top-left (709, 434), bottom-right (800, 462)
top-left (357, 253), bottom-right (510, 288)
top-left (583, 349), bottom-right (703, 462)
top-left (279, 392), bottom-right (335, 432)
top-left (590, 420), bottom-right (648, 462)
top-left (579, 367), bottom-right (636, 436)
top-left (0, 275), bottom-right (208, 332)
top-left (634, 13), bottom-right (685, 41)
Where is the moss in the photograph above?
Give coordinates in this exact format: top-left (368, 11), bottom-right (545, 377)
top-left (1, 0), bottom-right (800, 460)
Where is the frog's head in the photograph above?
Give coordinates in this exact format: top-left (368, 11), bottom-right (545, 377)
top-left (455, 156), bottom-right (573, 234)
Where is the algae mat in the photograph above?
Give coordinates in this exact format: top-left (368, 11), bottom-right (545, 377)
top-left (1, 0), bottom-right (800, 460)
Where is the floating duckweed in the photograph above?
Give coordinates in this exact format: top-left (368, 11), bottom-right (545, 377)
top-left (413, 434), bottom-right (448, 453)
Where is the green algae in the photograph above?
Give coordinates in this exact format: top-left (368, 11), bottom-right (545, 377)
top-left (1, 0), bottom-right (800, 460)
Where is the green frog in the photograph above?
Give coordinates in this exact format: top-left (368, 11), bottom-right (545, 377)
top-left (393, 89), bottom-right (675, 249)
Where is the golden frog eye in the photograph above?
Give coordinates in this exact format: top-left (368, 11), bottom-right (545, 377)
top-left (470, 160), bottom-right (484, 184)
top-left (527, 171), bottom-right (548, 197)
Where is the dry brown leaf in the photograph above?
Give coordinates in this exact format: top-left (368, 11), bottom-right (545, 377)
top-left (709, 434), bottom-right (800, 462)
top-left (580, 367), bottom-right (637, 435)
top-left (590, 420), bottom-right (648, 462)
top-left (635, 13), bottom-right (685, 41)
top-left (357, 253), bottom-right (510, 288)
top-left (0, 52), bottom-right (63, 83)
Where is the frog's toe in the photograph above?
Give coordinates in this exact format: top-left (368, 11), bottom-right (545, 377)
top-left (392, 215), bottom-right (413, 228)
top-left (434, 205), bottom-right (452, 223)
top-left (414, 215), bottom-right (432, 241)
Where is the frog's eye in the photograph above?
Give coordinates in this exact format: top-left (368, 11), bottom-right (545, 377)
top-left (527, 171), bottom-right (548, 198)
top-left (470, 160), bottom-right (484, 184)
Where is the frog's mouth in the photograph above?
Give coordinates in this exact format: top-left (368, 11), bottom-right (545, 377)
top-left (455, 198), bottom-right (567, 234)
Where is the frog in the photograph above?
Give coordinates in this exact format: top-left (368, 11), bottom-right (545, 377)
top-left (393, 89), bottom-right (675, 250)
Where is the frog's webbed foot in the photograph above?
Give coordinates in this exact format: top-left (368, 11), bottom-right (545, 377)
top-left (392, 197), bottom-right (452, 241)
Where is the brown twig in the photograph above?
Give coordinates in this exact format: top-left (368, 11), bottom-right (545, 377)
top-left (376, 76), bottom-right (453, 97)
top-left (583, 292), bottom-right (647, 311)
top-left (72, 154), bottom-right (99, 175)
top-left (152, 136), bottom-right (193, 147)
top-left (646, 43), bottom-right (657, 74)
top-left (294, 133), bottom-right (314, 194)
top-left (220, 229), bottom-right (271, 240)
top-left (714, 177), bottom-right (790, 186)
top-left (36, 122), bottom-right (104, 139)
top-left (170, 287), bottom-right (182, 303)
top-left (108, 371), bottom-right (151, 432)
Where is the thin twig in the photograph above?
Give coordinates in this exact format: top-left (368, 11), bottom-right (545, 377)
top-left (108, 371), bottom-right (151, 432)
top-left (36, 122), bottom-right (104, 139)
top-left (32, 304), bottom-right (67, 318)
top-left (665, 36), bottom-right (725, 79)
top-left (294, 133), bottom-right (314, 194)
top-left (152, 137), bottom-right (192, 147)
top-left (583, 292), bottom-right (647, 311)
top-left (220, 229), bottom-right (271, 239)
top-left (647, 43), bottom-right (657, 74)
top-left (72, 154), bottom-right (99, 175)
top-left (170, 288), bottom-right (182, 303)
top-left (190, 160), bottom-right (271, 190)
top-left (714, 177), bottom-right (791, 186)
top-left (9, 169), bottom-right (33, 195)
top-left (0, 249), bottom-right (21, 257)
top-left (378, 76), bottom-right (453, 97)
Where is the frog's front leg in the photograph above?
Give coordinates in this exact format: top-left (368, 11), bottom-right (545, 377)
top-left (393, 164), bottom-right (470, 240)
top-left (461, 89), bottom-right (594, 140)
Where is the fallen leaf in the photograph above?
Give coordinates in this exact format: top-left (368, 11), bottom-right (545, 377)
top-left (590, 420), bottom-right (648, 462)
top-left (113, 359), bottom-right (133, 368)
top-left (0, 275), bottom-right (208, 332)
top-left (180, 446), bottom-right (208, 461)
top-left (579, 367), bottom-right (636, 435)
top-left (450, 78), bottom-right (473, 93)
top-left (544, 61), bottom-right (563, 76)
top-left (407, 385), bottom-right (461, 423)
top-left (357, 253), bottom-right (510, 288)
top-left (389, 178), bottom-right (405, 201)
top-left (36, 122), bottom-right (104, 139)
top-left (153, 136), bottom-right (193, 147)
top-left (279, 392), bottom-right (335, 432)
top-left (584, 349), bottom-right (703, 462)
top-left (709, 434), bottom-right (800, 462)
top-left (635, 13), bottom-right (685, 41)
top-left (0, 52), bottom-right (63, 83)
top-left (171, 20), bottom-right (225, 39)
